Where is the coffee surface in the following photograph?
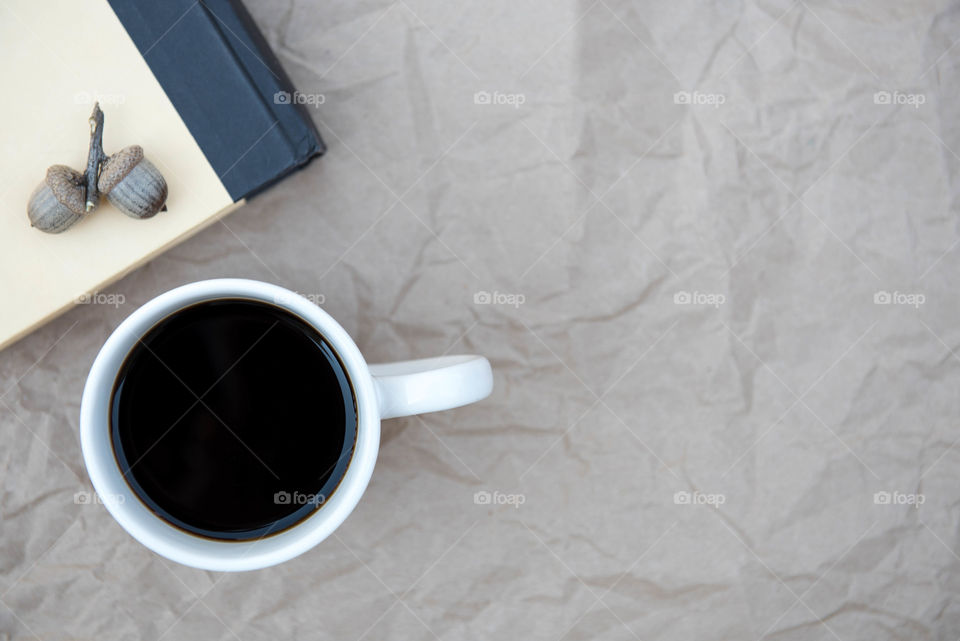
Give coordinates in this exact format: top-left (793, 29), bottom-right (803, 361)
top-left (111, 299), bottom-right (356, 540)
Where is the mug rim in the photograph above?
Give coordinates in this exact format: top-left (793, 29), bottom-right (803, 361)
top-left (80, 279), bottom-right (381, 571)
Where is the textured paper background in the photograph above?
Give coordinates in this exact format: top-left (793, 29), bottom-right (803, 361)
top-left (2, 1), bottom-right (960, 639)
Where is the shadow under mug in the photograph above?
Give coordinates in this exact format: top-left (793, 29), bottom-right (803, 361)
top-left (79, 279), bottom-right (493, 571)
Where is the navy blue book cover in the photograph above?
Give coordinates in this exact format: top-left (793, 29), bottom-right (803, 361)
top-left (107, 0), bottom-right (326, 201)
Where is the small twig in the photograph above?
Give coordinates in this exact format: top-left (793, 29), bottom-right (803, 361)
top-left (84, 103), bottom-right (106, 211)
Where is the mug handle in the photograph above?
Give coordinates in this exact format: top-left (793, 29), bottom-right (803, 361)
top-left (369, 355), bottom-right (493, 419)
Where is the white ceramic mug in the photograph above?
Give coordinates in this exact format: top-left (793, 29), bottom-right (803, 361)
top-left (79, 279), bottom-right (492, 571)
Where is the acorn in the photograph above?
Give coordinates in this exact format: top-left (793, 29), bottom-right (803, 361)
top-left (27, 165), bottom-right (88, 233)
top-left (26, 102), bottom-right (170, 234)
top-left (26, 103), bottom-right (105, 234)
top-left (98, 145), bottom-right (168, 219)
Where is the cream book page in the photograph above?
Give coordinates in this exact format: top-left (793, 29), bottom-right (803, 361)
top-left (0, 0), bottom-right (238, 351)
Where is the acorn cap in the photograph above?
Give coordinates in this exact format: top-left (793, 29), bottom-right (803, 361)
top-left (46, 165), bottom-right (86, 215)
top-left (97, 145), bottom-right (144, 194)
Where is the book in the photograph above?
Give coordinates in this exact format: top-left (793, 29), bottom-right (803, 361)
top-left (0, 0), bottom-right (324, 351)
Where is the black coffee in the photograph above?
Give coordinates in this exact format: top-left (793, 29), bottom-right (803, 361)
top-left (110, 299), bottom-right (356, 540)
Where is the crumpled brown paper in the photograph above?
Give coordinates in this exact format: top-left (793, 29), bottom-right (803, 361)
top-left (2, 0), bottom-right (959, 639)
